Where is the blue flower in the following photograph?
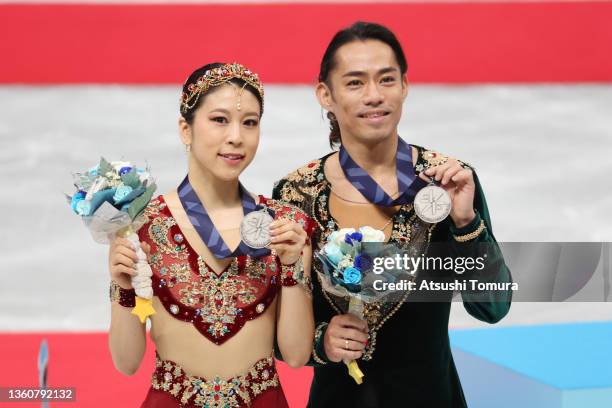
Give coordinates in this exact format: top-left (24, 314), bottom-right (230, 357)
top-left (354, 254), bottom-right (362, 269)
top-left (358, 253), bottom-right (373, 272)
top-left (113, 185), bottom-right (133, 203)
top-left (70, 190), bottom-right (86, 213)
top-left (323, 242), bottom-right (343, 265)
top-left (75, 199), bottom-right (92, 216)
top-left (344, 231), bottom-right (363, 246)
top-left (119, 166), bottom-right (133, 176)
top-left (343, 267), bottom-right (362, 285)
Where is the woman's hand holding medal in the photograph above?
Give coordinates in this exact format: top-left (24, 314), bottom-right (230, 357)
top-left (269, 219), bottom-right (308, 265)
top-left (419, 159), bottom-right (476, 228)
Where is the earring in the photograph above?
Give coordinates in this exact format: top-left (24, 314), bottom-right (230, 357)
top-left (185, 144), bottom-right (191, 153)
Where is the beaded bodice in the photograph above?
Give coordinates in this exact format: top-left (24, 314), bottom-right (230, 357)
top-left (138, 195), bottom-right (315, 345)
top-left (273, 145), bottom-right (455, 358)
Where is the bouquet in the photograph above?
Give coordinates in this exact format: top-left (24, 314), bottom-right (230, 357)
top-left (317, 226), bottom-right (418, 384)
top-left (67, 157), bottom-right (157, 323)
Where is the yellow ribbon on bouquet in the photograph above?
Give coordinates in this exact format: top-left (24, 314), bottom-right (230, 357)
top-left (345, 360), bottom-right (365, 384)
top-left (345, 297), bottom-right (366, 384)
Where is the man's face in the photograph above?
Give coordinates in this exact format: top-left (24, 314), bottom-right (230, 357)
top-left (319, 39), bottom-right (408, 146)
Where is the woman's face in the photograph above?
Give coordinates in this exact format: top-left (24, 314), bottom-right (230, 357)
top-left (182, 83), bottom-right (261, 181)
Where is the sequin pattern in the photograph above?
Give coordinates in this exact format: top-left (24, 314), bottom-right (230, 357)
top-left (272, 146), bottom-right (439, 360)
top-left (138, 195), bottom-right (315, 345)
top-left (152, 354), bottom-right (280, 407)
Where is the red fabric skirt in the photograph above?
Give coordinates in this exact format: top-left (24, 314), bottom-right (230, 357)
top-left (140, 386), bottom-right (288, 408)
top-left (140, 354), bottom-right (288, 408)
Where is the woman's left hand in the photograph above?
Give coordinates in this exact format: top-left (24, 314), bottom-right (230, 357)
top-left (420, 159), bottom-right (476, 228)
top-left (269, 219), bottom-right (308, 265)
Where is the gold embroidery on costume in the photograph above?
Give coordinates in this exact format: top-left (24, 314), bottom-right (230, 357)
top-left (153, 355), bottom-right (280, 407)
top-left (149, 216), bottom-right (188, 259)
top-left (421, 150), bottom-right (449, 167)
top-left (274, 147), bottom-right (444, 361)
top-left (140, 195), bottom-right (314, 345)
top-left (416, 149), bottom-right (474, 174)
top-left (279, 181), bottom-right (306, 204)
top-left (143, 198), bottom-right (163, 218)
top-left (245, 257), bottom-right (270, 283)
top-left (175, 258), bottom-right (259, 339)
top-left (166, 264), bottom-right (191, 288)
top-left (277, 160), bottom-right (325, 206)
top-left (283, 159), bottom-right (321, 184)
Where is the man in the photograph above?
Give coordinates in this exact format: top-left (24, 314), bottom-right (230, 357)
top-left (273, 21), bottom-right (512, 407)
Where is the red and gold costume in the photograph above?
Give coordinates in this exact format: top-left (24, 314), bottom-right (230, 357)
top-left (130, 195), bottom-right (315, 408)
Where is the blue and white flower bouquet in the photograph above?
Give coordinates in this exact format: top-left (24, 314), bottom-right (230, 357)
top-left (317, 226), bottom-right (417, 384)
top-left (318, 226), bottom-right (389, 300)
top-left (67, 157), bottom-right (157, 322)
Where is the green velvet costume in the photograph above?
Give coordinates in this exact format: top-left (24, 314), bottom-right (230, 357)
top-left (273, 145), bottom-right (512, 408)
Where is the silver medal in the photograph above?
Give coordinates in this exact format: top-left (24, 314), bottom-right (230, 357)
top-left (414, 179), bottom-right (452, 223)
top-left (240, 208), bottom-right (274, 249)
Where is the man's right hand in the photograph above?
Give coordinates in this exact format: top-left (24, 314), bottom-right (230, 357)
top-left (324, 314), bottom-right (369, 362)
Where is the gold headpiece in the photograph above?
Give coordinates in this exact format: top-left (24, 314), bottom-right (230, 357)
top-left (180, 63), bottom-right (264, 114)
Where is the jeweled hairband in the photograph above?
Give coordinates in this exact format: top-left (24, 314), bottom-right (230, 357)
top-left (180, 62), bottom-right (264, 114)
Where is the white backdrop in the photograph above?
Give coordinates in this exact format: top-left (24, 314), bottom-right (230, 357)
top-left (1, 84), bottom-right (611, 331)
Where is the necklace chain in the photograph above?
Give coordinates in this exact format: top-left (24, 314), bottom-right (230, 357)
top-left (330, 187), bottom-right (401, 204)
top-left (329, 188), bottom-right (395, 231)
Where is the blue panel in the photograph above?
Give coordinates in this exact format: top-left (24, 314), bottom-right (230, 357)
top-left (450, 321), bottom-right (612, 389)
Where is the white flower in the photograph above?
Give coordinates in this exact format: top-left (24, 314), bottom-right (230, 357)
top-left (338, 254), bottom-right (355, 270)
top-left (85, 176), bottom-right (109, 200)
top-left (329, 228), bottom-right (356, 246)
top-left (109, 178), bottom-right (122, 188)
top-left (110, 161), bottom-right (132, 172)
top-left (138, 171), bottom-right (151, 183)
top-left (359, 226), bottom-right (386, 242)
top-left (105, 171), bottom-right (121, 182)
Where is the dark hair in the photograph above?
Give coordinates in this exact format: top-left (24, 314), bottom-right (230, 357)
top-left (319, 22), bottom-right (408, 148)
top-left (180, 62), bottom-right (264, 125)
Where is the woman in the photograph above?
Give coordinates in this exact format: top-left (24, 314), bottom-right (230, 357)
top-left (107, 62), bottom-right (315, 407)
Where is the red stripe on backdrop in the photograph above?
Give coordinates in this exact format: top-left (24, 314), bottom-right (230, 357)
top-left (1, 2), bottom-right (611, 84)
top-left (0, 2), bottom-right (612, 84)
top-left (0, 333), bottom-right (312, 407)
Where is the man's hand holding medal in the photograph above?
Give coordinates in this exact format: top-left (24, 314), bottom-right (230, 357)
top-left (416, 158), bottom-right (476, 228)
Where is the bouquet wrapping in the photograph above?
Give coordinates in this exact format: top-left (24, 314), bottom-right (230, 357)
top-left (67, 158), bottom-right (157, 322)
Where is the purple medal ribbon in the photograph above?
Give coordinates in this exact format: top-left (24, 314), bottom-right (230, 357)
top-left (177, 176), bottom-right (272, 259)
top-left (339, 137), bottom-right (426, 207)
